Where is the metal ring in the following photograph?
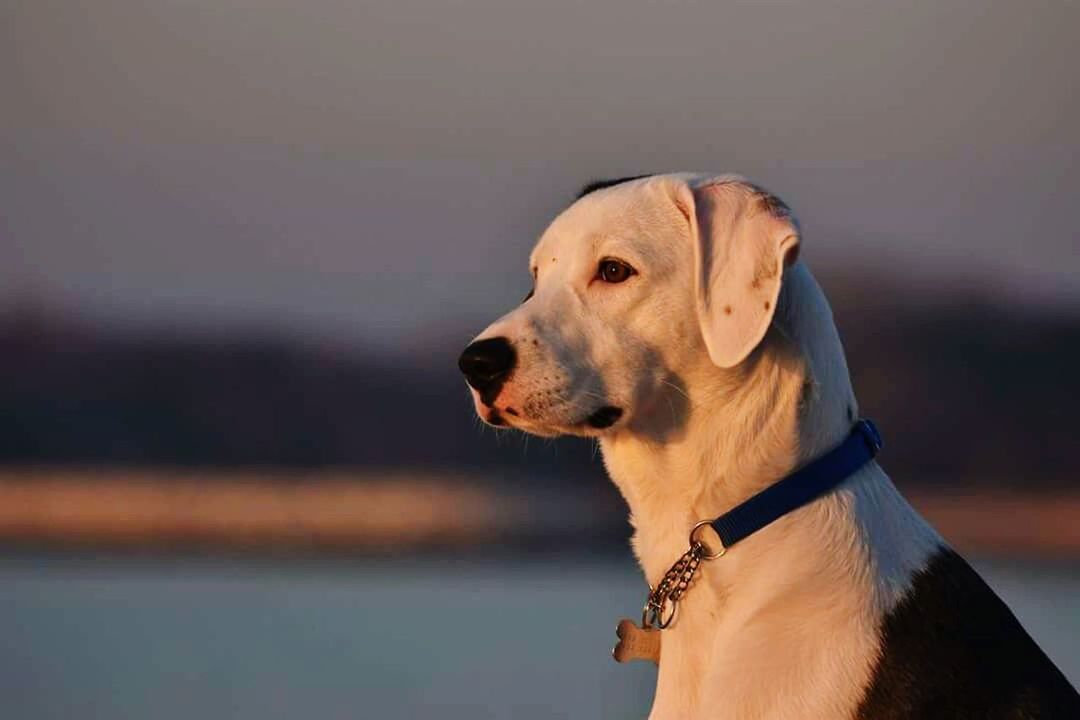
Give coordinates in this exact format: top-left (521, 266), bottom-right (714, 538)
top-left (689, 519), bottom-right (727, 560)
top-left (642, 596), bottom-right (677, 630)
top-left (654, 598), bottom-right (676, 629)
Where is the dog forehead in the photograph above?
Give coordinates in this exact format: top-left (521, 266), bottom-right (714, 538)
top-left (530, 175), bottom-right (688, 265)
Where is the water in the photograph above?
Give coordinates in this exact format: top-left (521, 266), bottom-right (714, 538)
top-left (1, 555), bottom-right (1077, 719)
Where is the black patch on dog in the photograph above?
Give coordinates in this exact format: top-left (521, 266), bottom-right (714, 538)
top-left (585, 406), bottom-right (623, 429)
top-left (487, 409), bottom-right (505, 426)
top-left (577, 175), bottom-right (652, 199)
top-left (856, 546), bottom-right (1080, 719)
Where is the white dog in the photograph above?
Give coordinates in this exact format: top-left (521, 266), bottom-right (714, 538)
top-left (458, 173), bottom-right (1079, 719)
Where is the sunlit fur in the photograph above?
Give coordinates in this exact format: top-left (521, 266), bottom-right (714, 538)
top-left (466, 173), bottom-right (941, 719)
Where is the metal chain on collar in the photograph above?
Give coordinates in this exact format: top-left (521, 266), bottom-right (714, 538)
top-left (641, 541), bottom-right (706, 630)
top-left (627, 422), bottom-right (881, 643)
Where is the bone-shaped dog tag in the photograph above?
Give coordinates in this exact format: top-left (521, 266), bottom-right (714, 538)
top-left (613, 618), bottom-right (660, 664)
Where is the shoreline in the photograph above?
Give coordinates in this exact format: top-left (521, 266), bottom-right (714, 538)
top-left (1, 469), bottom-right (1078, 558)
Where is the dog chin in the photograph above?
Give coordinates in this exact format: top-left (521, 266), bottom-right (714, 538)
top-left (476, 408), bottom-right (557, 436)
top-left (471, 388), bottom-right (625, 436)
top-left (480, 405), bottom-right (625, 438)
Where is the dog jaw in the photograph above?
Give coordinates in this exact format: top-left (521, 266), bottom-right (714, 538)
top-left (468, 383), bottom-right (626, 438)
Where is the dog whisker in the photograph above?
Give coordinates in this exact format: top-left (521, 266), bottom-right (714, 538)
top-left (659, 378), bottom-right (691, 403)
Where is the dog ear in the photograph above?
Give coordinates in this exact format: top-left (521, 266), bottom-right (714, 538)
top-left (677, 178), bottom-right (800, 369)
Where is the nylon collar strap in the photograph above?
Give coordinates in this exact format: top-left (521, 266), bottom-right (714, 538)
top-left (708, 419), bottom-right (883, 550)
top-left (642, 419), bottom-right (883, 630)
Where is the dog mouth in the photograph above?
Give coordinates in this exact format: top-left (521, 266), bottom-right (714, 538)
top-left (584, 405), bottom-right (623, 429)
top-left (510, 404), bottom-right (624, 435)
top-left (477, 398), bottom-right (624, 436)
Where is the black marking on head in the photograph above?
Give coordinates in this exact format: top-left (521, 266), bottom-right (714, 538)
top-left (576, 175), bottom-right (652, 199)
top-left (504, 407), bottom-right (518, 417)
top-left (585, 406), bottom-right (623, 429)
top-left (487, 409), bottom-right (505, 426)
top-left (855, 546), bottom-right (1080, 718)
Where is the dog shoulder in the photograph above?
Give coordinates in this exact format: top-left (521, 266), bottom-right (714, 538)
top-left (856, 546), bottom-right (1080, 719)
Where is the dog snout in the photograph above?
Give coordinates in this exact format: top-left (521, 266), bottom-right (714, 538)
top-left (458, 337), bottom-right (516, 398)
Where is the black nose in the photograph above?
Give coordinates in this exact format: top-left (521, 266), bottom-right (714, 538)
top-left (458, 337), bottom-right (516, 396)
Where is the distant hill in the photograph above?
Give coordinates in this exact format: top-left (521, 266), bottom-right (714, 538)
top-left (0, 303), bottom-right (599, 480)
top-left (2, 274), bottom-right (1078, 490)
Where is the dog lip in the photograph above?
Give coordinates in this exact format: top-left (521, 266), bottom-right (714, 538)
top-left (585, 406), bottom-right (623, 429)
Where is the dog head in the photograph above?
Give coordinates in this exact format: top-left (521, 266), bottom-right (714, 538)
top-left (458, 173), bottom-right (801, 439)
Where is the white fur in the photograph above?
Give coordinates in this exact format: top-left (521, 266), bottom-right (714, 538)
top-left (466, 173), bottom-right (942, 719)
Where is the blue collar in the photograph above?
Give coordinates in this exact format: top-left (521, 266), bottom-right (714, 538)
top-left (702, 419), bottom-right (883, 553)
top-left (642, 420), bottom-right (882, 630)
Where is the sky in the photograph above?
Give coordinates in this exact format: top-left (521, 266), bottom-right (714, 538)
top-left (3, 0), bottom-right (1078, 351)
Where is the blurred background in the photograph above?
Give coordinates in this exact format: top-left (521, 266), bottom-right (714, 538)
top-left (2, 1), bottom-right (1079, 717)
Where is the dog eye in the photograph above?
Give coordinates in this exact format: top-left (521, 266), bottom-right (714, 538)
top-left (597, 259), bottom-right (636, 284)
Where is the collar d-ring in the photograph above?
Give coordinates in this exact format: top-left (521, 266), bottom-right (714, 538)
top-left (690, 519), bottom-right (726, 560)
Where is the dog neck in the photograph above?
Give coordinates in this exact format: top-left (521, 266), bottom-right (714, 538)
top-left (599, 265), bottom-right (940, 719)
top-left (600, 264), bottom-right (856, 582)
